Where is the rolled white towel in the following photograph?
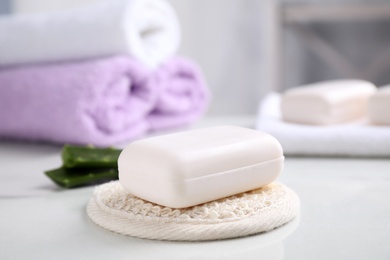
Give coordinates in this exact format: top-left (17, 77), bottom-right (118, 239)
top-left (0, 0), bottom-right (180, 68)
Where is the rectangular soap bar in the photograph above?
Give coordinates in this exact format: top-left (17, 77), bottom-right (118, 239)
top-left (368, 86), bottom-right (390, 125)
top-left (118, 126), bottom-right (284, 208)
top-left (281, 80), bottom-right (376, 125)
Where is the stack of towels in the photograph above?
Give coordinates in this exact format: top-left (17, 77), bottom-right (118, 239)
top-left (256, 80), bottom-right (390, 157)
top-left (0, 0), bottom-right (209, 146)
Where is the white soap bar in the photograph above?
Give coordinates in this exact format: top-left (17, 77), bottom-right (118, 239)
top-left (118, 126), bottom-right (284, 208)
top-left (281, 80), bottom-right (377, 125)
top-left (368, 86), bottom-right (390, 125)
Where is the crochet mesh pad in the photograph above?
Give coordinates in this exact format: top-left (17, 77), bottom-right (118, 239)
top-left (87, 181), bottom-right (299, 241)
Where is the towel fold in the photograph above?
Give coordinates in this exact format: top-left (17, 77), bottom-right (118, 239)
top-left (0, 56), bottom-right (155, 146)
top-left (0, 0), bottom-right (180, 68)
top-left (256, 93), bottom-right (390, 157)
top-left (148, 57), bottom-right (210, 130)
top-left (0, 56), bottom-right (209, 146)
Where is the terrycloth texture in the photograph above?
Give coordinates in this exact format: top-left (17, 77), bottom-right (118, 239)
top-left (87, 181), bottom-right (300, 241)
top-left (0, 0), bottom-right (180, 68)
top-left (148, 57), bottom-right (210, 131)
top-left (257, 93), bottom-right (390, 157)
top-left (0, 56), bottom-right (209, 146)
top-left (0, 56), bottom-right (154, 146)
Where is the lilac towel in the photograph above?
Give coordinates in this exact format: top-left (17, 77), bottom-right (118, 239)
top-left (148, 57), bottom-right (210, 130)
top-left (0, 56), bottom-right (209, 146)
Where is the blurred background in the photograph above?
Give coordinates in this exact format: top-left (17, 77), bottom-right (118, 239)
top-left (2, 0), bottom-right (390, 116)
top-left (1, 2), bottom-right (390, 258)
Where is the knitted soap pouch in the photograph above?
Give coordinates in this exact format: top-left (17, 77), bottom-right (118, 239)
top-left (87, 181), bottom-right (300, 241)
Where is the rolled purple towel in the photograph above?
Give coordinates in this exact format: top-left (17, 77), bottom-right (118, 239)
top-left (0, 56), bottom-right (209, 146)
top-left (0, 56), bottom-right (156, 146)
top-left (148, 57), bottom-right (210, 131)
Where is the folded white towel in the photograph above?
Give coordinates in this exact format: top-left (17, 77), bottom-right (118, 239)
top-left (256, 93), bottom-right (390, 157)
top-left (0, 0), bottom-right (180, 68)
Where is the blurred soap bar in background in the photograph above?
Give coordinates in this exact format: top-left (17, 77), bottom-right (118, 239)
top-left (281, 80), bottom-right (376, 125)
top-left (368, 86), bottom-right (390, 125)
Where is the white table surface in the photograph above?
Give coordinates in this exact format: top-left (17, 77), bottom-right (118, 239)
top-left (1, 118), bottom-right (390, 260)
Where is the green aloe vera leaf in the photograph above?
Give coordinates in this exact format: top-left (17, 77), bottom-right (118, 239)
top-left (44, 167), bottom-right (118, 188)
top-left (61, 145), bottom-right (122, 169)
